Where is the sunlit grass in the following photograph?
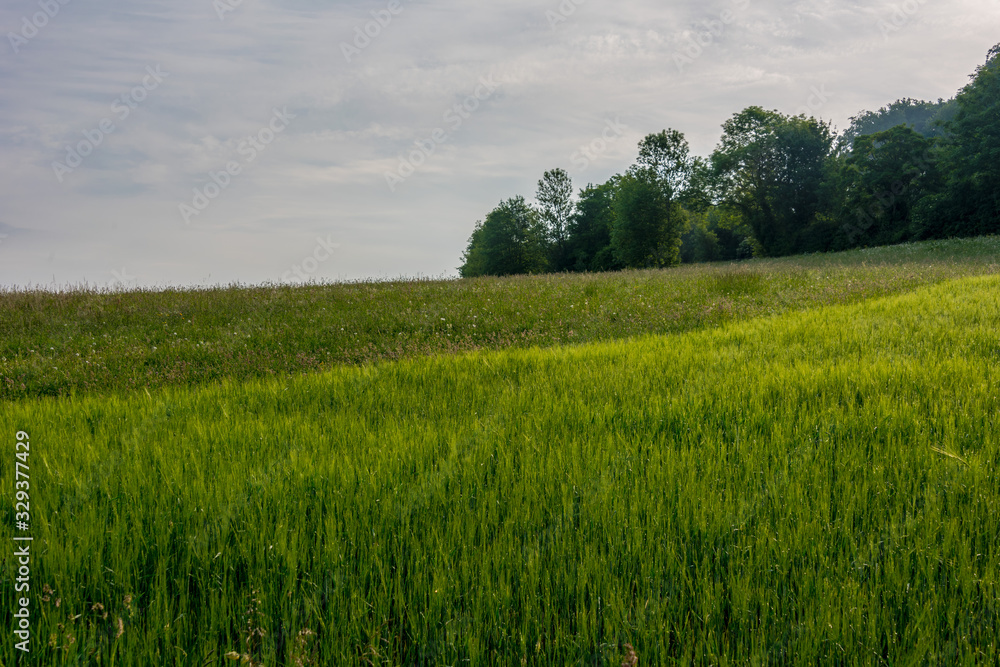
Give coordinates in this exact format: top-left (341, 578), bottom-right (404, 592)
top-left (2, 273), bottom-right (998, 664)
top-left (2, 236), bottom-right (999, 401)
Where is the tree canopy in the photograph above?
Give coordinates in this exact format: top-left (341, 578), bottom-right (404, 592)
top-left (711, 107), bottom-right (834, 256)
top-left (458, 43), bottom-right (999, 276)
top-left (459, 196), bottom-right (547, 277)
top-left (536, 168), bottom-right (574, 272)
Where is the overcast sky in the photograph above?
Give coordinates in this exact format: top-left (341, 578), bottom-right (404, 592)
top-left (0, 0), bottom-right (996, 289)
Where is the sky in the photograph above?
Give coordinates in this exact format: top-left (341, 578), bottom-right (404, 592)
top-left (0, 0), bottom-right (997, 290)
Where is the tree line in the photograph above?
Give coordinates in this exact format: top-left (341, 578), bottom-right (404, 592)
top-left (459, 44), bottom-right (999, 277)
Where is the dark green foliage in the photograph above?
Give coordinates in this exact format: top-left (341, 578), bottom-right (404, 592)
top-left (840, 97), bottom-right (956, 149)
top-left (536, 168), bottom-right (575, 271)
top-left (679, 209), bottom-right (720, 264)
top-left (840, 125), bottom-right (941, 246)
top-left (606, 130), bottom-right (693, 269)
top-left (566, 181), bottom-right (622, 272)
top-left (679, 207), bottom-right (753, 263)
top-left (801, 152), bottom-right (853, 253)
top-left (635, 128), bottom-right (693, 197)
top-left (458, 196), bottom-right (548, 277)
top-left (457, 221), bottom-right (489, 277)
top-left (680, 156), bottom-right (717, 212)
top-left (458, 45), bottom-right (998, 270)
top-left (611, 169), bottom-right (682, 268)
top-left (919, 44), bottom-right (1000, 239)
top-left (711, 107), bottom-right (835, 256)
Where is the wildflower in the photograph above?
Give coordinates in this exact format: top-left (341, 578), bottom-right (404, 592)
top-left (622, 643), bottom-right (638, 667)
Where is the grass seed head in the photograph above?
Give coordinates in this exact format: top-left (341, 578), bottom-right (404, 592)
top-left (621, 643), bottom-right (639, 667)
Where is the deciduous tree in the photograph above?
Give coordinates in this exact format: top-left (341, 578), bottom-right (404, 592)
top-left (536, 168), bottom-right (574, 271)
top-left (711, 107), bottom-right (834, 256)
top-left (458, 196), bottom-right (548, 277)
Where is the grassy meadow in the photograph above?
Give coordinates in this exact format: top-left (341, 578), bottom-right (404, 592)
top-left (2, 240), bottom-right (1000, 664)
top-left (2, 237), bottom-right (999, 402)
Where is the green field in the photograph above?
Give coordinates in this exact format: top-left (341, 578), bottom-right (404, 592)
top-left (2, 237), bottom-right (999, 402)
top-left (2, 239), bottom-right (1000, 665)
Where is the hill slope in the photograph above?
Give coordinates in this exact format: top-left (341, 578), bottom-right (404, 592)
top-left (2, 236), bottom-right (999, 401)
top-left (3, 274), bottom-right (998, 664)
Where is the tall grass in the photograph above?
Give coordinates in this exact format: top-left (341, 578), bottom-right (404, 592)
top-left (2, 274), bottom-right (998, 664)
top-left (2, 236), bottom-right (999, 401)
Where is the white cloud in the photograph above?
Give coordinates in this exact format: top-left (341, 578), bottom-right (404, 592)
top-left (0, 0), bottom-right (997, 287)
